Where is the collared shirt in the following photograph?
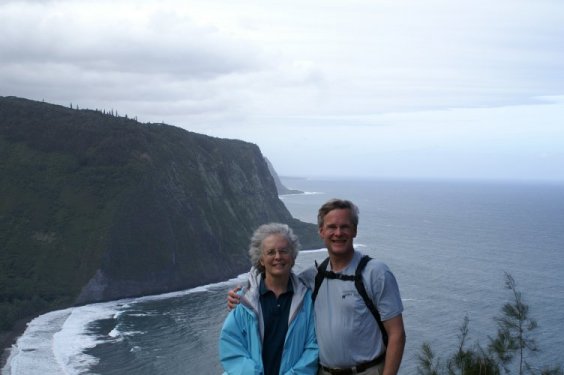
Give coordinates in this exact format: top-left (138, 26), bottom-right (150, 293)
top-left (259, 276), bottom-right (294, 375)
top-left (299, 250), bottom-right (403, 368)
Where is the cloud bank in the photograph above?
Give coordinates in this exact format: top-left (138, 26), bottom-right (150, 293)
top-left (1, 0), bottom-right (563, 180)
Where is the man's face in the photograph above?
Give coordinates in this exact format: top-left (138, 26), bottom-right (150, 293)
top-left (319, 208), bottom-right (357, 257)
top-left (260, 234), bottom-right (294, 278)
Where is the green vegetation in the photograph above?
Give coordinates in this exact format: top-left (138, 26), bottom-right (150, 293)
top-left (0, 96), bottom-right (321, 336)
top-left (0, 137), bottom-right (134, 330)
top-left (417, 273), bottom-right (563, 375)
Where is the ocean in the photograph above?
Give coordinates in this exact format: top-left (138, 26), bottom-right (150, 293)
top-left (3, 178), bottom-right (564, 374)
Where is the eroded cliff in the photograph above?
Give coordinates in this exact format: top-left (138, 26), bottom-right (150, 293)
top-left (0, 97), bottom-right (321, 329)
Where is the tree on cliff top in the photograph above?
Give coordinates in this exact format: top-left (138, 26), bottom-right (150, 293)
top-left (417, 273), bottom-right (563, 375)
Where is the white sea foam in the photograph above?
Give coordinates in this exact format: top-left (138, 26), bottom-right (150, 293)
top-left (279, 191), bottom-right (324, 199)
top-left (2, 309), bottom-right (72, 375)
top-left (127, 313), bottom-right (151, 317)
top-left (108, 328), bottom-right (121, 339)
top-left (300, 248), bottom-right (327, 253)
top-left (121, 330), bottom-right (145, 337)
top-left (2, 300), bottom-right (130, 375)
top-left (1, 275), bottom-right (255, 375)
top-left (51, 302), bottom-right (124, 374)
top-left (125, 274), bottom-right (250, 304)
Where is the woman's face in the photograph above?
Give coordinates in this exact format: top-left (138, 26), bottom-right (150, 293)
top-left (260, 234), bottom-right (294, 278)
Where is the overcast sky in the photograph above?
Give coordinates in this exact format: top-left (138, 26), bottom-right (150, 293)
top-left (2, 0), bottom-right (564, 181)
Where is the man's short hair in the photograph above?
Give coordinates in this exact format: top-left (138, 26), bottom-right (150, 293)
top-left (248, 223), bottom-right (300, 273)
top-left (317, 199), bottom-right (359, 229)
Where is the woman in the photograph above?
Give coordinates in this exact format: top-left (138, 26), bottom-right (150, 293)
top-left (219, 223), bottom-right (318, 375)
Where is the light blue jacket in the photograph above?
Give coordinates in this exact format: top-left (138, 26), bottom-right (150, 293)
top-left (219, 268), bottom-right (318, 375)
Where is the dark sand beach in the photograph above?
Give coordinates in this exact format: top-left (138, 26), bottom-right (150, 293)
top-left (0, 318), bottom-right (32, 370)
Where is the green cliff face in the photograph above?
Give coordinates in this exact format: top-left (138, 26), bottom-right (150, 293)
top-left (0, 96), bottom-right (321, 329)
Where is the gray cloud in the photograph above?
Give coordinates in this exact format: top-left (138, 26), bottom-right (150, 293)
top-left (0, 1), bottom-right (280, 120)
top-left (0, 6), bottom-right (264, 78)
top-left (1, 0), bottom-right (564, 180)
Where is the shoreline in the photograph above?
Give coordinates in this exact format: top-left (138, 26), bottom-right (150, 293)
top-left (0, 275), bottom-right (245, 371)
top-left (0, 267), bottom-right (316, 372)
top-left (0, 317), bottom-right (32, 370)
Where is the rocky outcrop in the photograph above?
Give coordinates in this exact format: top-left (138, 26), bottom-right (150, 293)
top-left (265, 157), bottom-right (304, 195)
top-left (0, 96), bottom-right (321, 315)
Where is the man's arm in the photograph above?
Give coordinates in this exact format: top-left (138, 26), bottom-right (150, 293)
top-left (382, 314), bottom-right (406, 375)
top-left (227, 286), bottom-right (242, 310)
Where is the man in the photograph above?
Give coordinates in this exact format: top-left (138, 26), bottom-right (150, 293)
top-left (229, 199), bottom-right (405, 375)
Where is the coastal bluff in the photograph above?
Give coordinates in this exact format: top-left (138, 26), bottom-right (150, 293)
top-left (0, 96), bottom-right (321, 331)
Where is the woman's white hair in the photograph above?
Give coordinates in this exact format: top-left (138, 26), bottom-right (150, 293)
top-left (248, 223), bottom-right (300, 273)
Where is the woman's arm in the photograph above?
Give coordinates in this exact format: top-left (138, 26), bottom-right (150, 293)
top-left (219, 309), bottom-right (263, 375)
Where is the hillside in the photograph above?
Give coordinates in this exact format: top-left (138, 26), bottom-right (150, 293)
top-left (0, 96), bottom-right (321, 333)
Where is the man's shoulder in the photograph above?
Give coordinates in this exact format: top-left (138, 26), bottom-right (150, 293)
top-left (297, 265), bottom-right (317, 288)
top-left (354, 251), bottom-right (393, 281)
top-left (354, 250), bottom-right (387, 267)
top-left (364, 258), bottom-right (390, 272)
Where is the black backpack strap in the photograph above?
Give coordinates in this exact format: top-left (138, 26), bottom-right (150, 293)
top-left (311, 255), bottom-right (389, 347)
top-left (355, 255), bottom-right (388, 347)
top-left (311, 257), bottom-right (331, 302)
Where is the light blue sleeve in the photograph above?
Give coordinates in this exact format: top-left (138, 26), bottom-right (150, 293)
top-left (219, 308), bottom-right (263, 375)
top-left (369, 262), bottom-right (404, 321)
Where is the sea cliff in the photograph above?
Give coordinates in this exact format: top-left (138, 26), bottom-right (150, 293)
top-left (0, 96), bottom-right (321, 333)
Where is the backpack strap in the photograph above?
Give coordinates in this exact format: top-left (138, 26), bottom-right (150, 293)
top-left (311, 255), bottom-right (389, 347)
top-left (312, 257), bottom-right (331, 302)
top-left (354, 255), bottom-right (388, 346)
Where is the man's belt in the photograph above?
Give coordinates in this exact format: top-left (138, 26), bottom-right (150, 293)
top-left (321, 352), bottom-right (386, 375)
